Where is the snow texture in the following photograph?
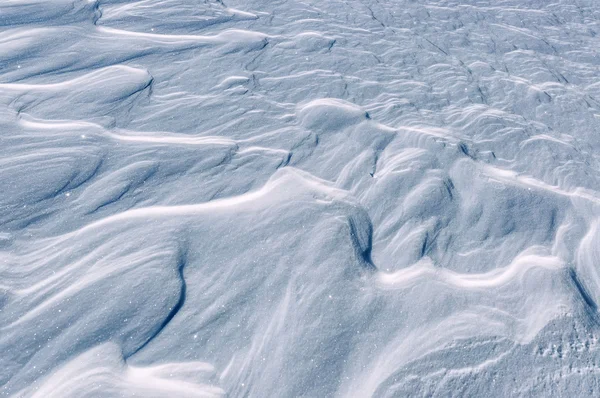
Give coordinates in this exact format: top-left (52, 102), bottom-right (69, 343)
top-left (2, 0), bottom-right (600, 396)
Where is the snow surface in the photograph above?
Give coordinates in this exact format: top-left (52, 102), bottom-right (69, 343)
top-left (2, 0), bottom-right (600, 396)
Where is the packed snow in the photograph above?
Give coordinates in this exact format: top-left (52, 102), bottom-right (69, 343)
top-left (2, 0), bottom-right (600, 396)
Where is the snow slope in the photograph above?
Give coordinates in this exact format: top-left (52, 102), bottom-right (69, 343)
top-left (2, 0), bottom-right (600, 396)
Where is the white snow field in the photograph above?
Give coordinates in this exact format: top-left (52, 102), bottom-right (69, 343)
top-left (2, 0), bottom-right (600, 396)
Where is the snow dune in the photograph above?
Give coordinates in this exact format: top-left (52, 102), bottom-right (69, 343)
top-left (2, 0), bottom-right (600, 396)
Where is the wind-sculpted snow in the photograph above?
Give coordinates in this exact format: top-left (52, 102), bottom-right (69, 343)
top-left (2, 0), bottom-right (600, 397)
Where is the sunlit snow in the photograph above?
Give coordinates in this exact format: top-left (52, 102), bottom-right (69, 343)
top-left (2, 0), bottom-right (600, 396)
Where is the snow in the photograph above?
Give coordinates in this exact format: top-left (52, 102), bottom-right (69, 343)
top-left (2, 0), bottom-right (600, 396)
